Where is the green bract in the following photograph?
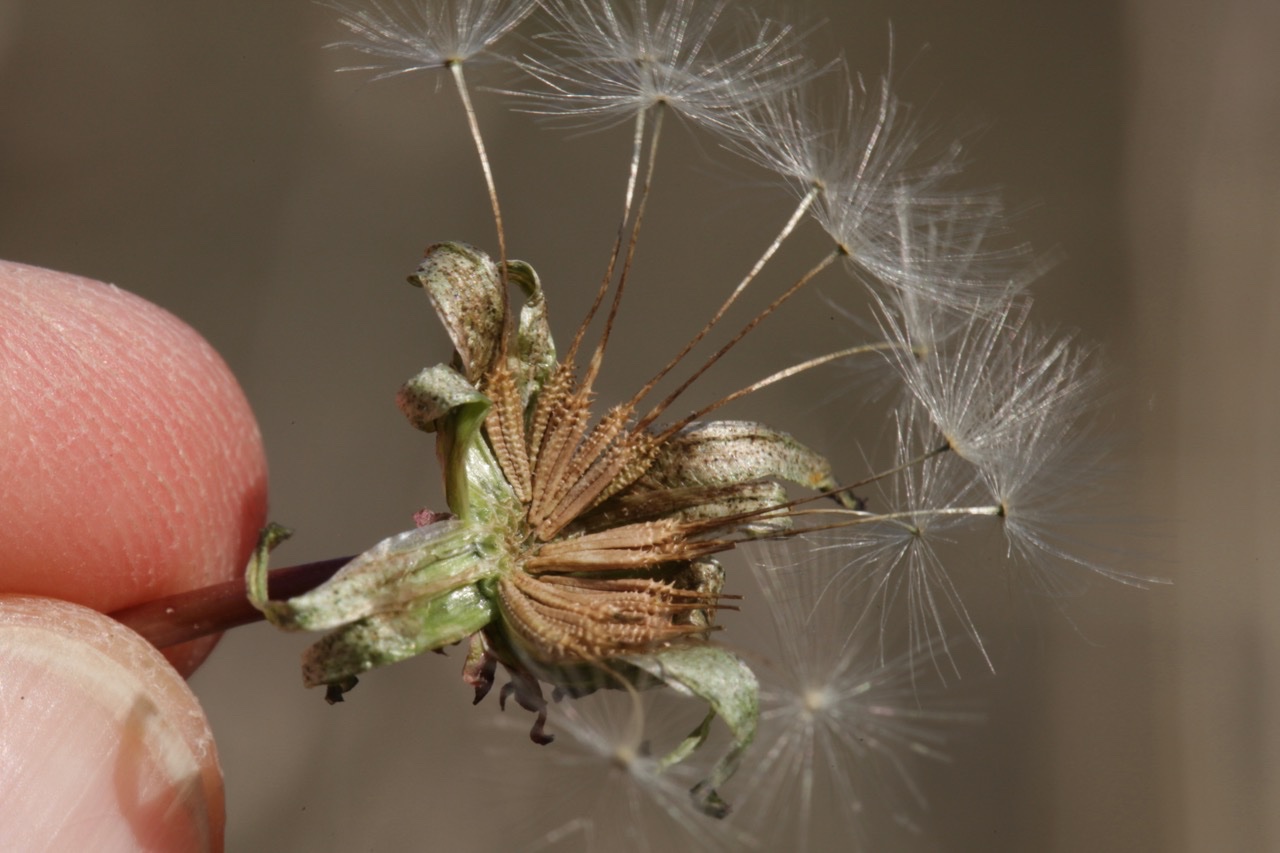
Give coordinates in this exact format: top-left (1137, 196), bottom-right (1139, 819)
top-left (248, 242), bottom-right (845, 814)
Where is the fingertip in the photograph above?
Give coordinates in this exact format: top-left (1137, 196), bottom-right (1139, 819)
top-left (0, 595), bottom-right (225, 851)
top-left (0, 261), bottom-right (269, 672)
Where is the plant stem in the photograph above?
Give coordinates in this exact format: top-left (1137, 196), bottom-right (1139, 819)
top-left (109, 556), bottom-right (354, 650)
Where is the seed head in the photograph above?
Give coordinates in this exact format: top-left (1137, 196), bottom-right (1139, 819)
top-left (326, 0), bottom-right (537, 75)
top-left (244, 1), bottom-right (1154, 844)
top-left (513, 0), bottom-right (816, 129)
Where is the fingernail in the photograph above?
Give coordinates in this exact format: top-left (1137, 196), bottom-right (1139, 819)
top-left (0, 596), bottom-right (225, 851)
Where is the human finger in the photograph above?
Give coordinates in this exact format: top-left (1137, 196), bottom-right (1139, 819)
top-left (0, 595), bottom-right (224, 850)
top-left (0, 260), bottom-right (268, 673)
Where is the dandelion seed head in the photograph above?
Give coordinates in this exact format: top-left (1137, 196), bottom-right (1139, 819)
top-left (802, 685), bottom-right (831, 714)
top-left (881, 299), bottom-right (1098, 475)
top-left (512, 0), bottom-right (814, 129)
top-left (974, 394), bottom-right (1156, 595)
top-left (724, 63), bottom-right (874, 189)
top-left (855, 193), bottom-right (1042, 356)
top-left (730, 537), bottom-right (972, 851)
top-left (326, 0), bottom-right (537, 77)
top-left (802, 412), bottom-right (987, 671)
top-left (725, 64), bottom-right (992, 280)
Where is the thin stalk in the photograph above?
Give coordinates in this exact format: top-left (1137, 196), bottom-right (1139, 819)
top-left (789, 504), bottom-right (1005, 530)
top-left (621, 108), bottom-right (646, 238)
top-left (823, 442), bottom-right (952, 501)
top-left (583, 104), bottom-right (667, 386)
top-left (449, 61), bottom-right (510, 327)
top-left (109, 557), bottom-right (353, 650)
top-left (629, 187), bottom-right (819, 409)
top-left (562, 109), bottom-right (649, 367)
top-left (641, 249), bottom-right (842, 434)
top-left (677, 456), bottom-right (994, 545)
top-left (686, 503), bottom-right (1004, 546)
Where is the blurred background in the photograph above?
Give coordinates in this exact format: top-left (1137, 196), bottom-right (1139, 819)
top-left (2, 1), bottom-right (1274, 850)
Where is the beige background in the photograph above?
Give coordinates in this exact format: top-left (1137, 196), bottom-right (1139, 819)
top-left (1, 1), bottom-right (1274, 850)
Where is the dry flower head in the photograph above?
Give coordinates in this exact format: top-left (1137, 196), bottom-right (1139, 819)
top-left (245, 0), bottom-right (1156, 840)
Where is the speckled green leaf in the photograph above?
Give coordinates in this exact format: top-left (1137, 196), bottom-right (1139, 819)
top-left (506, 259), bottom-right (558, 407)
top-left (397, 364), bottom-right (493, 519)
top-left (629, 644), bottom-right (759, 818)
top-left (642, 420), bottom-right (838, 493)
top-left (245, 522), bottom-right (294, 627)
top-left (408, 242), bottom-right (503, 384)
top-left (581, 480), bottom-right (791, 536)
top-left (264, 519), bottom-right (501, 632)
top-left (300, 584), bottom-right (496, 688)
top-left (396, 364), bottom-right (488, 434)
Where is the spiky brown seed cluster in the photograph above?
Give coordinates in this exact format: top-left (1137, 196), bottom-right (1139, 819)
top-left (475, 309), bottom-right (801, 665)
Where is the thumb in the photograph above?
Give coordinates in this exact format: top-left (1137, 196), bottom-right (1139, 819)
top-left (0, 595), bottom-right (224, 851)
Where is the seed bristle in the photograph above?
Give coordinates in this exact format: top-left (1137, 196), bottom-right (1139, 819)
top-left (498, 569), bottom-right (727, 663)
top-left (483, 358), bottom-right (533, 501)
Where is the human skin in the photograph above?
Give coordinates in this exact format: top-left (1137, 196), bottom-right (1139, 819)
top-left (0, 260), bottom-right (268, 850)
